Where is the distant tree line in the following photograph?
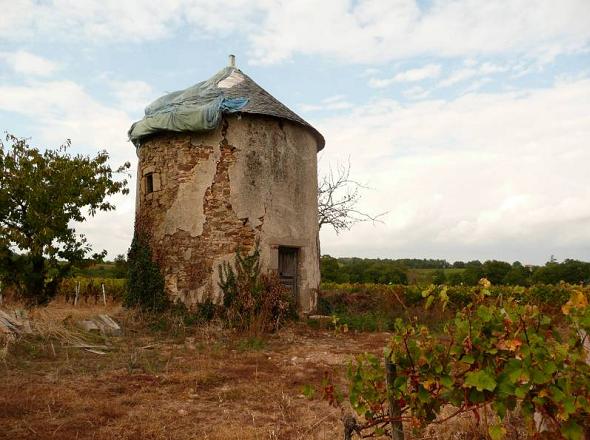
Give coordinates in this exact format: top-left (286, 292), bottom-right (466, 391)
top-left (73, 254), bottom-right (128, 279)
top-left (321, 256), bottom-right (408, 284)
top-left (321, 256), bottom-right (590, 286)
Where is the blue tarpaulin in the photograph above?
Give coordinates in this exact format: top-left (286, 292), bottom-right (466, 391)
top-left (128, 67), bottom-right (248, 147)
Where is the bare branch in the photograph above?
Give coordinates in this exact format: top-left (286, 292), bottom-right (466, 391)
top-left (318, 158), bottom-right (387, 234)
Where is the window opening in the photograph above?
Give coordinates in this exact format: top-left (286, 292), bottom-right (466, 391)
top-left (145, 173), bottom-right (154, 194)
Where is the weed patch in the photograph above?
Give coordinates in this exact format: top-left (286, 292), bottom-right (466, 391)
top-left (237, 336), bottom-right (266, 351)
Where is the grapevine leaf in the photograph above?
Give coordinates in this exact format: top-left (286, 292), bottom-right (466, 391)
top-left (464, 370), bottom-right (497, 392)
top-left (462, 354), bottom-right (475, 364)
top-left (489, 425), bottom-right (506, 440)
top-left (561, 420), bottom-right (584, 440)
top-left (440, 375), bottom-right (453, 389)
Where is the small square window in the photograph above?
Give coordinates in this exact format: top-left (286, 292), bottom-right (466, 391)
top-left (145, 173), bottom-right (154, 194)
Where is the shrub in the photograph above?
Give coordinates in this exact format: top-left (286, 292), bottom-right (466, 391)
top-left (124, 232), bottom-right (167, 312)
top-left (218, 245), bottom-right (295, 334)
top-left (432, 269), bottom-right (447, 285)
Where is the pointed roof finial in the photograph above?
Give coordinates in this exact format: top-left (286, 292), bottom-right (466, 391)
top-left (228, 54), bottom-right (236, 68)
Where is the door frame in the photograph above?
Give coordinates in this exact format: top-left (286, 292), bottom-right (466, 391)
top-left (278, 246), bottom-right (299, 300)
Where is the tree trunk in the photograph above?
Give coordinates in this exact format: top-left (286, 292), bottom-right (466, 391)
top-left (27, 254), bottom-right (47, 305)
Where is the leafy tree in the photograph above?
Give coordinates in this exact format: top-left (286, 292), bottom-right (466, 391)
top-left (112, 254), bottom-right (128, 278)
top-left (432, 269), bottom-right (447, 285)
top-left (329, 257), bottom-right (408, 285)
top-left (447, 272), bottom-right (463, 286)
top-left (0, 134), bottom-right (130, 305)
top-left (462, 265), bottom-right (484, 285)
top-left (482, 260), bottom-right (512, 285)
top-left (503, 261), bottom-right (531, 286)
top-left (533, 259), bottom-right (590, 285)
top-left (320, 255), bottom-right (349, 283)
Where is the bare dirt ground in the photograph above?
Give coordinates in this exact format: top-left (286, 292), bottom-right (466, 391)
top-left (0, 302), bottom-right (389, 440)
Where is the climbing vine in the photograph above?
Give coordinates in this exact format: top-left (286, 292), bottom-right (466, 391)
top-left (124, 232), bottom-right (168, 312)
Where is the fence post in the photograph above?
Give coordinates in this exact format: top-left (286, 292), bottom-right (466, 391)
top-left (74, 281), bottom-right (80, 306)
top-left (343, 413), bottom-right (357, 440)
top-left (101, 283), bottom-right (106, 306)
top-left (385, 355), bottom-right (404, 440)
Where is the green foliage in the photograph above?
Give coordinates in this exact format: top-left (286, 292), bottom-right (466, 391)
top-left (447, 272), bottom-right (463, 286)
top-left (70, 256), bottom-right (128, 279)
top-left (112, 254), bottom-right (128, 278)
top-left (0, 133), bottom-right (130, 305)
top-left (321, 255), bottom-right (408, 284)
top-left (432, 269), bottom-right (447, 285)
top-left (320, 282), bottom-right (590, 438)
top-left (482, 260), bottom-right (512, 285)
top-left (58, 277), bottom-right (127, 302)
top-left (124, 232), bottom-right (167, 312)
top-left (321, 256), bottom-right (590, 287)
top-left (319, 282), bottom-right (586, 333)
top-left (503, 261), bottom-right (531, 286)
top-left (533, 259), bottom-right (590, 285)
top-left (218, 245), bottom-right (295, 334)
top-left (320, 255), bottom-right (349, 283)
top-left (236, 336), bottom-right (266, 351)
top-left (462, 265), bottom-right (485, 285)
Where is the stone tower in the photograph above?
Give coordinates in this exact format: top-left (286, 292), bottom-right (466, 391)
top-left (128, 57), bottom-right (325, 313)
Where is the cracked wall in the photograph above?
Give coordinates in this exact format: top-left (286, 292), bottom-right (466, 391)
top-left (135, 115), bottom-right (320, 311)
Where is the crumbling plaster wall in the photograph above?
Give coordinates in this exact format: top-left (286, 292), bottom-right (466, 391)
top-left (135, 114), bottom-right (320, 312)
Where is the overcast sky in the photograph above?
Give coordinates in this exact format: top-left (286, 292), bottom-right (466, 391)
top-left (1, 0), bottom-right (589, 264)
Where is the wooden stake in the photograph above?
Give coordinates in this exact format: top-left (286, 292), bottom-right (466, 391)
top-left (74, 282), bottom-right (80, 306)
top-left (101, 283), bottom-right (106, 306)
top-left (385, 355), bottom-right (404, 440)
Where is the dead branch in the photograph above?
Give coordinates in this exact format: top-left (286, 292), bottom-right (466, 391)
top-left (318, 159), bottom-right (387, 234)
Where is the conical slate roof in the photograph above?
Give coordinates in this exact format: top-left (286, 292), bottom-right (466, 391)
top-left (129, 66), bottom-right (325, 151)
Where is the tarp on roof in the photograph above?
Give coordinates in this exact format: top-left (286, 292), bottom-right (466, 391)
top-left (128, 66), bottom-right (325, 150)
top-left (128, 67), bottom-right (248, 147)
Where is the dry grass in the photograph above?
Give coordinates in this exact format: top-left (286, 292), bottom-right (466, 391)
top-left (0, 301), bottom-right (538, 440)
top-left (0, 301), bottom-right (388, 440)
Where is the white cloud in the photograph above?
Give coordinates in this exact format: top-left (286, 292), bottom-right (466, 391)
top-left (369, 64), bottom-right (441, 88)
top-left (299, 95), bottom-right (353, 112)
top-left (316, 77), bottom-right (590, 263)
top-left (0, 80), bottom-right (132, 160)
top-left (402, 86), bottom-right (430, 100)
top-left (439, 61), bottom-right (511, 87)
top-left (0, 50), bottom-right (59, 76)
top-left (0, 79), bottom-right (137, 257)
top-left (0, 0), bottom-right (183, 42)
top-left (2, 1), bottom-right (589, 65)
top-left (106, 79), bottom-right (155, 115)
top-left (439, 68), bottom-right (478, 87)
top-left (249, 0), bottom-right (590, 64)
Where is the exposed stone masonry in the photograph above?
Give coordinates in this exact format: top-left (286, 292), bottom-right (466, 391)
top-left (135, 115), bottom-right (321, 311)
top-left (137, 123), bottom-right (259, 305)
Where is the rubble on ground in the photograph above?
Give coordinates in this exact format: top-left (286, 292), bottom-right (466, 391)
top-left (0, 309), bottom-right (32, 335)
top-left (76, 314), bottom-right (122, 336)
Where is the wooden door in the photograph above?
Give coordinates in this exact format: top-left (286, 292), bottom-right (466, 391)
top-left (278, 247), bottom-right (298, 299)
